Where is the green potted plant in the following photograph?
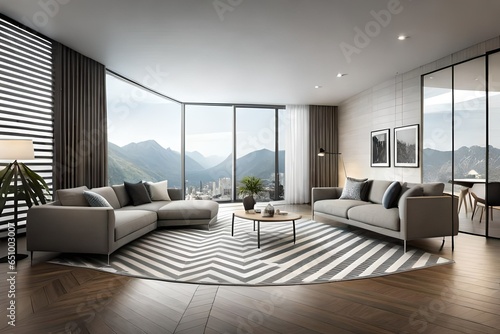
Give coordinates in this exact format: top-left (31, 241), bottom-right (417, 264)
top-left (238, 176), bottom-right (264, 211)
top-left (0, 162), bottom-right (50, 213)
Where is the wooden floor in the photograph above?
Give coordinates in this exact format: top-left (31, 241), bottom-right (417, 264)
top-left (1, 204), bottom-right (499, 334)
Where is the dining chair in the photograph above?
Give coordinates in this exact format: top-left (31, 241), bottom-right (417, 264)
top-left (470, 182), bottom-right (500, 222)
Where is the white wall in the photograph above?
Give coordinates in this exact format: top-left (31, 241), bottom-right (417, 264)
top-left (338, 36), bottom-right (500, 185)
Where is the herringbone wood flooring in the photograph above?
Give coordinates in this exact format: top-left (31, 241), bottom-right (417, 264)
top-left (1, 204), bottom-right (499, 333)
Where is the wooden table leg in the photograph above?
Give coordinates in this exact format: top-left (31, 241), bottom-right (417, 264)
top-left (257, 220), bottom-right (260, 248)
top-left (293, 220), bottom-right (296, 243)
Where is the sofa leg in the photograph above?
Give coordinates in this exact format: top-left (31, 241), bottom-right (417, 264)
top-left (30, 251), bottom-right (34, 266)
top-left (107, 254), bottom-right (110, 266)
top-left (452, 236), bottom-right (455, 251)
top-left (403, 240), bottom-right (406, 253)
top-left (440, 237), bottom-right (445, 250)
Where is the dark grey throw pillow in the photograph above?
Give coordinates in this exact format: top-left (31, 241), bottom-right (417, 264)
top-left (382, 181), bottom-right (402, 209)
top-left (124, 181), bottom-right (152, 206)
top-left (339, 177), bottom-right (368, 200)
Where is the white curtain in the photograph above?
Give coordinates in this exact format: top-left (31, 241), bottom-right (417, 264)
top-left (285, 105), bottom-right (310, 204)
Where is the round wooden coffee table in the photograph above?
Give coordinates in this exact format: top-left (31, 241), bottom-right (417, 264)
top-left (231, 210), bottom-right (302, 248)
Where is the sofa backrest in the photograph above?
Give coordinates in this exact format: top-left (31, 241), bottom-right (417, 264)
top-left (405, 182), bottom-right (444, 196)
top-left (91, 186), bottom-right (121, 209)
top-left (368, 180), bottom-right (393, 204)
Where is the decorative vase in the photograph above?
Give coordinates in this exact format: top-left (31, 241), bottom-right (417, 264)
top-left (243, 195), bottom-right (256, 212)
top-left (262, 203), bottom-right (275, 217)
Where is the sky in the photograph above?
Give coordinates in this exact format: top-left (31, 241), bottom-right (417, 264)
top-left (106, 74), bottom-right (286, 158)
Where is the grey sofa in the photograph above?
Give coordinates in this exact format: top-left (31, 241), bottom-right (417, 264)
top-left (27, 184), bottom-right (219, 263)
top-left (312, 179), bottom-right (458, 252)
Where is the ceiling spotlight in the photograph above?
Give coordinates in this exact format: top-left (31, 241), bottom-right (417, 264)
top-left (398, 35), bottom-right (408, 40)
top-left (337, 73), bottom-right (347, 78)
top-left (314, 85), bottom-right (322, 89)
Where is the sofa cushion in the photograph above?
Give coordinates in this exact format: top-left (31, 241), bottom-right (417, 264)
top-left (314, 199), bottom-right (370, 219)
top-left (117, 201), bottom-right (171, 212)
top-left (382, 181), bottom-right (402, 209)
top-left (339, 177), bottom-right (368, 200)
top-left (90, 186), bottom-right (121, 209)
top-left (368, 180), bottom-right (393, 204)
top-left (114, 210), bottom-right (157, 240)
top-left (157, 200), bottom-right (219, 221)
top-left (145, 180), bottom-right (171, 201)
top-left (83, 190), bottom-right (112, 207)
top-left (112, 184), bottom-right (131, 207)
top-left (56, 186), bottom-right (89, 206)
top-left (347, 204), bottom-right (400, 231)
top-left (124, 181), bottom-right (152, 206)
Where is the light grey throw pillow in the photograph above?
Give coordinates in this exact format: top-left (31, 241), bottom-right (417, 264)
top-left (145, 180), bottom-right (171, 201)
top-left (339, 177), bottom-right (368, 200)
top-left (83, 190), bottom-right (112, 207)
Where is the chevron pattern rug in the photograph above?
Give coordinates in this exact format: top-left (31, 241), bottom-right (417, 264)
top-left (49, 210), bottom-right (453, 285)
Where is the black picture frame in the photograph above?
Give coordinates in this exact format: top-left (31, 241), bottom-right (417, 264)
top-left (371, 128), bottom-right (390, 167)
top-left (394, 124), bottom-right (419, 168)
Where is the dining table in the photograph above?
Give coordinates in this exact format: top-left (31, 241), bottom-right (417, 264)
top-left (448, 178), bottom-right (486, 214)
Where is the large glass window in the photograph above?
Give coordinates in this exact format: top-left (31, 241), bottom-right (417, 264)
top-left (106, 76), bottom-right (285, 202)
top-left (184, 105), bottom-right (232, 201)
top-left (106, 74), bottom-right (182, 187)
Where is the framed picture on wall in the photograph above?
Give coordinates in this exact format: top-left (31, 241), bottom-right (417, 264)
top-left (371, 128), bottom-right (390, 167)
top-left (394, 124), bottom-right (419, 167)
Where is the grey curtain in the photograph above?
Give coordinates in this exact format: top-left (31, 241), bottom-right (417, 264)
top-left (53, 44), bottom-right (108, 190)
top-left (309, 105), bottom-right (339, 188)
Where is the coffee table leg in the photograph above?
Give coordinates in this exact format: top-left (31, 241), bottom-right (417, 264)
top-left (257, 220), bottom-right (260, 248)
top-left (293, 220), bottom-right (296, 243)
top-left (253, 220), bottom-right (255, 231)
top-left (232, 213), bottom-right (235, 236)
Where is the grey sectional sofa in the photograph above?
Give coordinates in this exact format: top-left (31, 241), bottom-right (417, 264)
top-left (27, 184), bottom-right (219, 263)
top-left (312, 179), bottom-right (458, 252)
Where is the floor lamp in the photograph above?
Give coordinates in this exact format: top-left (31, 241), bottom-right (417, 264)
top-left (318, 148), bottom-right (347, 179)
top-left (0, 139), bottom-right (35, 265)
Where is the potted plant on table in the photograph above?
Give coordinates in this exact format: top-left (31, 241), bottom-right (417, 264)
top-left (238, 176), bottom-right (264, 212)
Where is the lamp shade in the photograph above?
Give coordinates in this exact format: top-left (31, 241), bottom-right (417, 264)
top-left (0, 139), bottom-right (35, 160)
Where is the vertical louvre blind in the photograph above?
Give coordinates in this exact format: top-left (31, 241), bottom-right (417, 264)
top-left (0, 17), bottom-right (54, 235)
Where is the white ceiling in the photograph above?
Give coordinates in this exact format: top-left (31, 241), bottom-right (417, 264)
top-left (2, 0), bottom-right (500, 105)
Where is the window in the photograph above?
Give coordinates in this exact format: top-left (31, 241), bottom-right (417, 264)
top-left (235, 107), bottom-right (284, 201)
top-left (184, 105), bottom-right (233, 200)
top-left (106, 73), bottom-right (182, 187)
top-left (0, 17), bottom-right (53, 235)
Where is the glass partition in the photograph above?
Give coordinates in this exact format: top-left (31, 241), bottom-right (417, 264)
top-left (454, 58), bottom-right (487, 235)
top-left (422, 68), bottom-right (453, 187)
top-left (488, 52), bottom-right (500, 238)
top-left (422, 54), bottom-right (500, 238)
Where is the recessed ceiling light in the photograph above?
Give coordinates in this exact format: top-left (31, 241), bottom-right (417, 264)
top-left (398, 35), bottom-right (408, 40)
top-left (314, 85), bottom-right (322, 89)
top-left (337, 73), bottom-right (347, 78)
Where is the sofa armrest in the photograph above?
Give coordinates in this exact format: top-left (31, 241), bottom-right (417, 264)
top-left (311, 187), bottom-right (342, 203)
top-left (168, 188), bottom-right (183, 201)
top-left (26, 204), bottom-right (115, 255)
top-left (401, 195), bottom-right (458, 240)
